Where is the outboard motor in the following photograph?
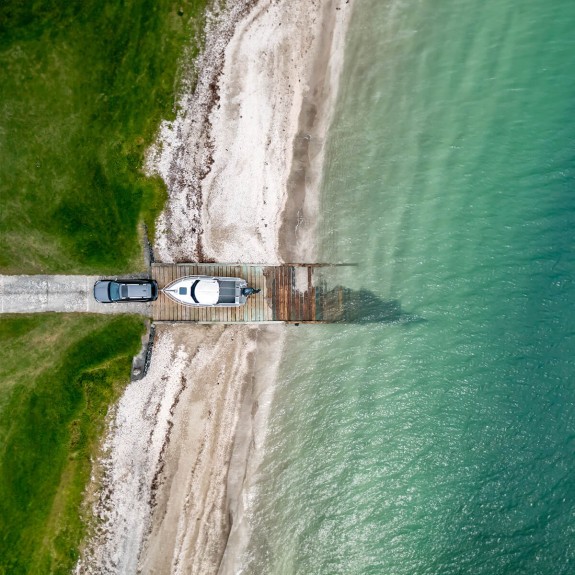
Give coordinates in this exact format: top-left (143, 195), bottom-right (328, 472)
top-left (241, 287), bottom-right (261, 297)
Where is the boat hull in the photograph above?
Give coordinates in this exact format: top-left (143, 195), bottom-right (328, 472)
top-left (162, 275), bottom-right (248, 307)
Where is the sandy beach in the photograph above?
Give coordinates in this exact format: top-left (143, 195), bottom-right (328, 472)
top-left (77, 1), bottom-right (352, 573)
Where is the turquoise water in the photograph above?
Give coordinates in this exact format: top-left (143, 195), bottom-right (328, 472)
top-left (242, 0), bottom-right (575, 573)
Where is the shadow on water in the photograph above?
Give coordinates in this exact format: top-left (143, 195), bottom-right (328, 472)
top-left (321, 286), bottom-right (425, 325)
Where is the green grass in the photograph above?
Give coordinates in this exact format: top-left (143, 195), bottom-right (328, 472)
top-left (0, 0), bottom-right (208, 274)
top-left (0, 1), bottom-right (211, 571)
top-left (0, 314), bottom-right (145, 574)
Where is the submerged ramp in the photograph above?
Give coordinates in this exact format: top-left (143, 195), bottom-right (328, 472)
top-left (151, 263), bottom-right (331, 323)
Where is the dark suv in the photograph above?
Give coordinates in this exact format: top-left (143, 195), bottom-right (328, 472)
top-left (93, 279), bottom-right (158, 303)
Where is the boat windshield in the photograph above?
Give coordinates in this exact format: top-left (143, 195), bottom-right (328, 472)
top-left (190, 280), bottom-right (200, 304)
top-left (108, 282), bottom-right (121, 301)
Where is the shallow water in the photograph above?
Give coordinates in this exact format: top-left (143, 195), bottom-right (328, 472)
top-left (241, 0), bottom-right (575, 573)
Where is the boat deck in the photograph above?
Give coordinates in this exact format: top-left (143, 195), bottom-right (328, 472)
top-left (151, 263), bottom-right (334, 323)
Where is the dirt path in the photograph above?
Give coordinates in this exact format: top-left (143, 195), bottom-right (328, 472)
top-left (0, 274), bottom-right (151, 315)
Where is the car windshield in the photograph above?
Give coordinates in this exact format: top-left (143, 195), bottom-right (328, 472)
top-left (108, 282), bottom-right (121, 301)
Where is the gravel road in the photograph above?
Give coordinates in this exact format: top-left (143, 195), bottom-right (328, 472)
top-left (0, 275), bottom-right (152, 316)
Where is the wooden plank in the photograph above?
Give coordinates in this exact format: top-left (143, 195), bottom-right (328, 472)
top-left (249, 265), bottom-right (259, 319)
top-left (170, 298), bottom-right (175, 322)
top-left (266, 267), bottom-right (273, 320)
top-left (252, 266), bottom-right (259, 321)
top-left (256, 266), bottom-right (262, 320)
top-left (291, 268), bottom-right (301, 321)
top-left (243, 265), bottom-right (250, 322)
top-left (258, 267), bottom-right (264, 321)
top-left (246, 266), bottom-right (254, 321)
top-left (158, 285), bottom-right (164, 320)
top-left (285, 266), bottom-right (291, 321)
top-left (295, 281), bottom-right (301, 321)
top-left (250, 265), bottom-right (257, 321)
top-left (311, 267), bottom-right (318, 320)
top-left (302, 266), bottom-right (309, 320)
top-left (160, 293), bottom-right (165, 321)
top-left (261, 267), bottom-right (266, 320)
top-left (273, 266), bottom-right (280, 321)
top-left (287, 266), bottom-right (295, 320)
top-left (265, 268), bottom-right (272, 321)
top-left (164, 268), bottom-right (171, 319)
top-left (265, 270), bottom-right (272, 321)
top-left (294, 267), bottom-right (299, 321)
top-left (283, 266), bottom-right (289, 321)
top-left (255, 266), bottom-right (261, 321)
top-left (260, 266), bottom-right (266, 320)
top-left (240, 265), bottom-right (247, 322)
top-left (231, 293), bottom-right (238, 323)
top-left (273, 267), bottom-right (281, 321)
top-left (278, 266), bottom-right (286, 321)
top-left (302, 269), bottom-right (308, 321)
top-left (291, 268), bottom-right (296, 321)
top-left (292, 270), bottom-right (298, 320)
top-left (276, 266), bottom-right (282, 320)
top-left (272, 267), bottom-right (280, 321)
top-left (168, 293), bottom-right (174, 321)
top-left (282, 266), bottom-right (288, 321)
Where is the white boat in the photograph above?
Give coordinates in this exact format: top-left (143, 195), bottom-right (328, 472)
top-left (162, 275), bottom-right (259, 307)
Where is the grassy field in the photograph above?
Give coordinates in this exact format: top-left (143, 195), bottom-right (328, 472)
top-left (0, 0), bottom-right (210, 572)
top-left (0, 314), bottom-right (145, 574)
top-left (0, 0), bottom-right (208, 274)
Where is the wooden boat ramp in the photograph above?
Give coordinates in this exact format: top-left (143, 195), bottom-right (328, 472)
top-left (151, 263), bottom-right (348, 324)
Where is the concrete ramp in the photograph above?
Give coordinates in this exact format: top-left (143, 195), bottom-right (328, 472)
top-left (0, 275), bottom-right (151, 316)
